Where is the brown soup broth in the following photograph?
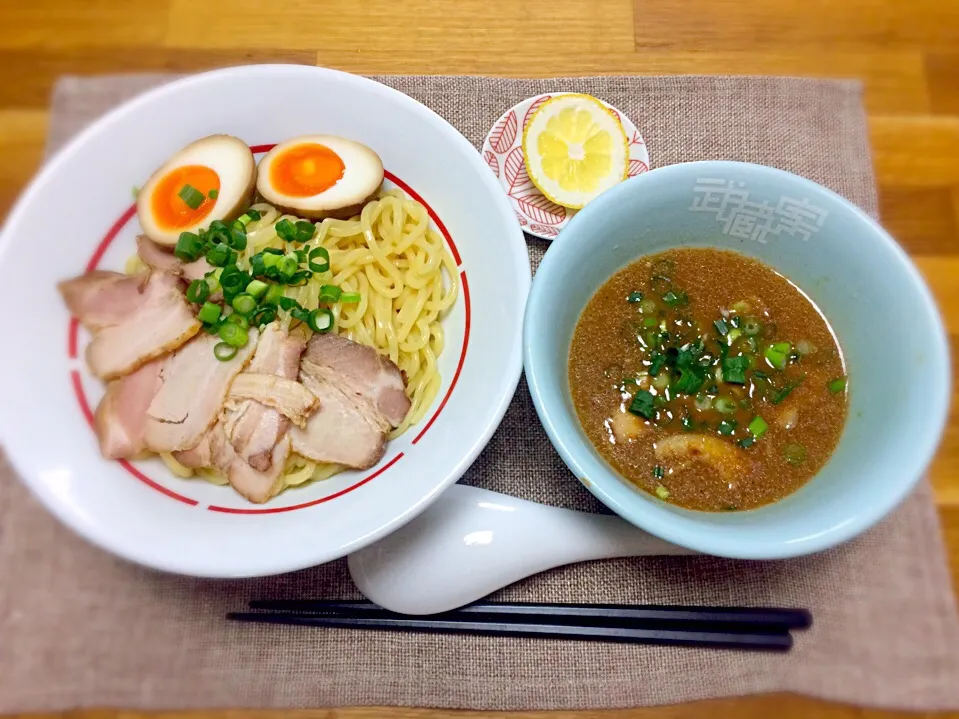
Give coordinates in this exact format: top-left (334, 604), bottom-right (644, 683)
top-left (568, 248), bottom-right (847, 511)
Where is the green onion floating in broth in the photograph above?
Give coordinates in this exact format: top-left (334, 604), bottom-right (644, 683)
top-left (662, 290), bottom-right (689, 308)
top-left (653, 465), bottom-right (665, 480)
top-left (783, 443), bottom-right (807, 465)
top-left (627, 291), bottom-right (643, 303)
top-left (628, 390), bottom-right (656, 419)
top-left (721, 355), bottom-right (749, 384)
top-left (742, 317), bottom-right (762, 336)
top-left (828, 377), bottom-right (847, 394)
top-left (714, 396), bottom-right (737, 414)
top-left (638, 298), bottom-right (657, 314)
top-left (655, 485), bottom-right (670, 500)
top-left (771, 376), bottom-right (804, 405)
top-left (713, 318), bottom-right (729, 337)
top-left (747, 415), bottom-right (769, 438)
top-left (718, 419), bottom-right (737, 435)
top-left (764, 341), bottom-right (792, 370)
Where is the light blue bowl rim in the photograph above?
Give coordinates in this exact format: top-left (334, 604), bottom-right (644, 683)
top-left (523, 160), bottom-right (951, 559)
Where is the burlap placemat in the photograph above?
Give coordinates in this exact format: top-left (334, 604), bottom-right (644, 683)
top-left (1, 73), bottom-right (958, 713)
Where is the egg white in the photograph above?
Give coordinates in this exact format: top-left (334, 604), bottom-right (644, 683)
top-left (137, 135), bottom-right (256, 247)
top-left (256, 135), bottom-right (384, 219)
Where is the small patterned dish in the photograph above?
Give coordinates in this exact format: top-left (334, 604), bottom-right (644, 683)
top-left (481, 92), bottom-right (650, 240)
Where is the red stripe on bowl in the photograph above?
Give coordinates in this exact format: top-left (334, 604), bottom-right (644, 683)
top-left (207, 453), bottom-right (405, 514)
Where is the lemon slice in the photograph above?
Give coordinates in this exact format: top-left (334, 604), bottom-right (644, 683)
top-left (522, 94), bottom-right (629, 209)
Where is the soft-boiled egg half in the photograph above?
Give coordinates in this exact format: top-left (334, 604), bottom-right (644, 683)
top-left (256, 135), bottom-right (384, 219)
top-left (136, 135), bottom-right (256, 247)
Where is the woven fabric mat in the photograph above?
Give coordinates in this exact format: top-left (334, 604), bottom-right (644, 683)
top-left (1, 73), bottom-right (958, 713)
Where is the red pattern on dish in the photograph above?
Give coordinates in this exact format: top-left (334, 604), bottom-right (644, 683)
top-left (628, 159), bottom-right (649, 177)
top-left (207, 453), bottom-right (404, 514)
top-left (489, 111), bottom-right (518, 154)
top-left (515, 211), bottom-right (528, 226)
top-left (483, 150), bottom-right (499, 176)
top-left (503, 146), bottom-right (533, 197)
top-left (68, 151), bottom-right (470, 510)
top-left (522, 94), bottom-right (552, 130)
top-left (513, 191), bottom-right (566, 225)
top-left (413, 270), bottom-right (470, 444)
top-left (529, 223), bottom-right (560, 238)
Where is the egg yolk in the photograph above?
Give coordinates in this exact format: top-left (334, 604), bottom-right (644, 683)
top-left (151, 165), bottom-right (220, 230)
top-left (270, 143), bottom-right (345, 197)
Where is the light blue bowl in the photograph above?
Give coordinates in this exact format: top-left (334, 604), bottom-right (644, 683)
top-left (524, 161), bottom-right (950, 559)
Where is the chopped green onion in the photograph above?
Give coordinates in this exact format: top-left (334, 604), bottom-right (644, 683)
top-left (245, 280), bottom-right (268, 300)
top-left (245, 208), bottom-right (262, 221)
top-left (251, 305), bottom-right (277, 327)
top-left (185, 279), bottom-right (209, 304)
top-left (729, 315), bottom-right (742, 329)
top-left (742, 318), bottom-right (762, 336)
top-left (653, 465), bottom-right (665, 480)
top-left (737, 436), bottom-right (755, 449)
top-left (228, 226), bottom-right (248, 251)
top-left (672, 366), bottom-right (705, 395)
top-left (275, 218), bottom-right (297, 242)
top-left (231, 293), bottom-right (257, 316)
top-left (206, 220), bottom-right (230, 245)
top-left (213, 342), bottom-right (237, 361)
top-left (726, 328), bottom-right (742, 345)
top-left (294, 220), bottom-right (316, 242)
top-left (828, 377), bottom-right (847, 394)
top-left (206, 243), bottom-right (232, 267)
top-left (783, 443), bottom-right (807, 465)
top-left (319, 284), bottom-right (342, 303)
top-left (627, 291), bottom-right (643, 303)
top-left (235, 213), bottom-right (252, 226)
top-left (714, 397), bottom-right (737, 414)
top-left (694, 393), bottom-right (713, 411)
top-left (628, 390), bottom-right (656, 419)
top-left (655, 484), bottom-right (670, 500)
top-left (340, 291), bottom-right (361, 305)
top-left (177, 184), bottom-right (205, 210)
top-left (218, 322), bottom-right (249, 348)
top-left (262, 252), bottom-right (281, 269)
top-left (197, 301), bottom-right (221, 325)
top-left (747, 415), bottom-right (769, 438)
top-left (174, 231), bottom-right (204, 262)
top-left (290, 307), bottom-right (311, 324)
top-left (652, 373), bottom-right (670, 390)
top-left (718, 419), bottom-right (737, 435)
top-left (681, 413), bottom-right (694, 431)
top-left (722, 356), bottom-right (749, 384)
top-left (638, 298), bottom-right (657, 314)
top-left (662, 290), bottom-right (689, 308)
top-left (278, 254), bottom-right (299, 279)
top-left (288, 270), bottom-right (312, 285)
top-left (226, 313), bottom-right (249, 329)
top-left (308, 246), bottom-right (330, 273)
top-left (308, 308), bottom-right (335, 334)
top-left (731, 300), bottom-right (750, 314)
top-left (648, 351), bottom-right (667, 377)
top-left (218, 265), bottom-right (249, 301)
top-left (262, 284), bottom-right (286, 306)
top-left (764, 341), bottom-right (792, 370)
top-left (278, 296), bottom-right (301, 311)
top-left (713, 318), bottom-right (729, 337)
top-left (208, 188), bottom-right (219, 200)
top-left (771, 377), bottom-right (804, 404)
top-left (641, 316), bottom-right (656, 328)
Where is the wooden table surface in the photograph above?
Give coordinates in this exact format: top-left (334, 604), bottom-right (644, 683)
top-left (3, 1), bottom-right (958, 717)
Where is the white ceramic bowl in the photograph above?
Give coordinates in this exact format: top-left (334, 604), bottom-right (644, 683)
top-left (0, 65), bottom-right (530, 577)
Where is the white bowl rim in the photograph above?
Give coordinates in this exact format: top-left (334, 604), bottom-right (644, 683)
top-left (0, 64), bottom-right (531, 576)
top-left (524, 159), bottom-right (951, 559)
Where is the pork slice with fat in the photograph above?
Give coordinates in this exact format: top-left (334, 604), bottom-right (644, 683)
top-left (93, 358), bottom-right (165, 459)
top-left (58, 270), bottom-right (149, 331)
top-left (227, 373), bottom-right (317, 427)
top-left (85, 271), bottom-right (201, 380)
top-left (137, 235), bottom-right (214, 283)
top-left (224, 323), bottom-right (305, 472)
top-left (144, 330), bottom-right (259, 453)
top-left (289, 370), bottom-right (387, 469)
top-left (301, 333), bottom-right (411, 427)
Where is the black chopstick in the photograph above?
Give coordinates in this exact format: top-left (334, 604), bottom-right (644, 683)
top-left (231, 600), bottom-right (809, 651)
top-left (248, 599), bottom-right (812, 631)
top-left (227, 611), bottom-right (794, 651)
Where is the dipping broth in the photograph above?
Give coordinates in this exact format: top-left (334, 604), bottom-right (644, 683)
top-left (569, 248), bottom-right (847, 511)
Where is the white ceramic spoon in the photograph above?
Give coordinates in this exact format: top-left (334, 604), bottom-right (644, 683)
top-left (347, 484), bottom-right (699, 615)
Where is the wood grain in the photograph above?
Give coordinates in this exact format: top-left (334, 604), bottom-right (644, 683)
top-left (1, 1), bottom-right (958, 717)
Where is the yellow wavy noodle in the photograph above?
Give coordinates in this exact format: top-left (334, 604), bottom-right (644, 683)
top-left (131, 190), bottom-right (458, 493)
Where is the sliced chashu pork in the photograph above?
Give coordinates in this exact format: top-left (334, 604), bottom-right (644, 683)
top-left (58, 270), bottom-right (149, 331)
top-left (223, 323), bottom-right (305, 472)
top-left (94, 358), bottom-right (165, 459)
top-left (228, 373), bottom-right (317, 427)
top-left (144, 330), bottom-right (259, 453)
top-left (290, 334), bottom-right (412, 469)
top-left (175, 421), bottom-right (292, 504)
top-left (136, 235), bottom-right (214, 283)
top-left (81, 271), bottom-right (201, 380)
